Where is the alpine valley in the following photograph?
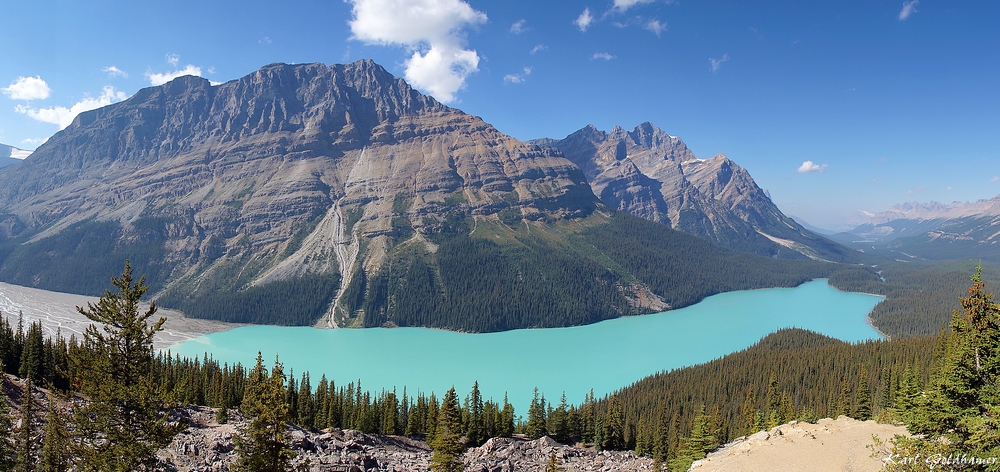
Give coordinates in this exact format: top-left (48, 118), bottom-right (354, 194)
top-left (0, 60), bottom-right (864, 332)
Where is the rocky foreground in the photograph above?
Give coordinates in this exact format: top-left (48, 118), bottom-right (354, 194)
top-left (162, 406), bottom-right (653, 472)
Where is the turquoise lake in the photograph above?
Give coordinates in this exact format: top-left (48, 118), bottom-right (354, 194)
top-left (169, 279), bottom-right (883, 411)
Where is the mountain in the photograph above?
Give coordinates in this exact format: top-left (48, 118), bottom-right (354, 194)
top-left (832, 196), bottom-right (1000, 261)
top-left (0, 60), bottom-right (843, 331)
top-left (531, 124), bottom-right (857, 262)
top-left (0, 143), bottom-right (27, 168)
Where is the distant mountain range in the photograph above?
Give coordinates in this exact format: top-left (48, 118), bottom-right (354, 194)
top-left (831, 196), bottom-right (1000, 261)
top-left (0, 60), bottom-right (851, 330)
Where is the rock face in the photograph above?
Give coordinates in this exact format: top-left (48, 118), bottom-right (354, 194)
top-left (533, 124), bottom-right (856, 261)
top-left (0, 60), bottom-right (597, 325)
top-left (162, 407), bottom-right (653, 472)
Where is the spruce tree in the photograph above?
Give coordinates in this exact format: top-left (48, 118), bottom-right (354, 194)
top-left (40, 399), bottom-right (70, 472)
top-left (14, 377), bottom-right (37, 472)
top-left (71, 262), bottom-right (184, 471)
top-left (18, 322), bottom-right (44, 383)
top-left (892, 267), bottom-right (1000, 463)
top-left (668, 405), bottom-right (717, 472)
top-left (854, 364), bottom-right (872, 421)
top-left (545, 451), bottom-right (563, 472)
top-left (464, 382), bottom-right (484, 446)
top-left (602, 398), bottom-right (625, 451)
top-left (526, 388), bottom-right (547, 440)
top-left (429, 387), bottom-right (464, 472)
top-left (232, 353), bottom-right (294, 472)
top-left (0, 371), bottom-right (14, 471)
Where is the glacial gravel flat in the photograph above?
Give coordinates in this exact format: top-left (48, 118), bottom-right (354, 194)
top-left (0, 282), bottom-right (237, 349)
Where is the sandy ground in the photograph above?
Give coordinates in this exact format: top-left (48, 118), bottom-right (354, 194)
top-left (0, 281), bottom-right (237, 349)
top-left (691, 416), bottom-right (910, 472)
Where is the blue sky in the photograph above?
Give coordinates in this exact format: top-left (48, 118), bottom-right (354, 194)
top-left (1, 0), bottom-right (997, 229)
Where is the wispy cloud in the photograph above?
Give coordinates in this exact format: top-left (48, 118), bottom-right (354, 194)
top-left (503, 67), bottom-right (532, 84)
top-left (510, 19), bottom-right (527, 34)
top-left (2, 76), bottom-right (51, 101)
top-left (991, 176), bottom-right (999, 183)
top-left (797, 161), bottom-right (828, 173)
top-left (645, 19), bottom-right (666, 36)
top-left (612, 0), bottom-right (655, 12)
top-left (575, 8), bottom-right (594, 32)
top-left (146, 64), bottom-right (203, 86)
top-left (165, 53), bottom-right (180, 67)
top-left (15, 86), bottom-right (127, 129)
top-left (899, 0), bottom-right (919, 21)
top-left (907, 186), bottom-right (925, 194)
top-left (592, 52), bottom-right (616, 61)
top-left (530, 44), bottom-right (547, 55)
top-left (20, 137), bottom-right (45, 146)
top-left (102, 66), bottom-right (128, 79)
top-left (259, 36), bottom-right (273, 45)
top-left (710, 53), bottom-right (730, 72)
top-left (348, 0), bottom-right (487, 104)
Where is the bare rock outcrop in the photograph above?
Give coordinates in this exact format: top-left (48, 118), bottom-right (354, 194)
top-left (161, 407), bottom-right (653, 472)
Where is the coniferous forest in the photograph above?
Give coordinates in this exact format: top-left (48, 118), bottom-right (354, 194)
top-left (1, 262), bottom-right (996, 470)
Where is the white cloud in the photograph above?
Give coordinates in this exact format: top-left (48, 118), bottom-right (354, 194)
top-left (102, 66), bottom-right (128, 78)
top-left (645, 19), bottom-right (666, 36)
top-left (797, 161), bottom-right (828, 173)
top-left (510, 19), bottom-right (527, 34)
top-left (991, 176), bottom-right (999, 183)
top-left (575, 8), bottom-right (594, 32)
top-left (165, 53), bottom-right (180, 67)
top-left (530, 44), bottom-right (547, 55)
top-left (20, 137), bottom-right (45, 146)
top-left (2, 76), bottom-right (51, 101)
top-left (15, 86), bottom-right (127, 129)
top-left (613, 0), bottom-right (654, 11)
top-left (146, 64), bottom-right (203, 86)
top-left (503, 67), bottom-right (532, 84)
top-left (592, 52), bottom-right (616, 60)
top-left (259, 36), bottom-right (273, 45)
top-left (899, 0), bottom-right (918, 20)
top-left (710, 53), bottom-right (730, 72)
top-left (348, 0), bottom-right (487, 103)
top-left (907, 186), bottom-right (924, 194)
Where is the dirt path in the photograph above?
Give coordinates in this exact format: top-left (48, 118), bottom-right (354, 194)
top-left (691, 416), bottom-right (909, 472)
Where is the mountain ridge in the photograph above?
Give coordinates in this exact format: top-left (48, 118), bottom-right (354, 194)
top-left (0, 60), bottom-right (850, 331)
top-left (531, 123), bottom-right (858, 263)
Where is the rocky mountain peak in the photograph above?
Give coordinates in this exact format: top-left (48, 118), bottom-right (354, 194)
top-left (542, 124), bottom-right (855, 262)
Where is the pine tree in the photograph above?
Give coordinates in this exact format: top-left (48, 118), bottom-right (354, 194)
top-left (0, 371), bottom-right (14, 471)
top-left (651, 404), bottom-right (670, 469)
top-left (545, 451), bottom-right (563, 472)
top-left (14, 377), bottom-right (37, 472)
top-left (18, 322), bottom-right (44, 383)
top-left (499, 394), bottom-right (515, 438)
top-left (71, 262), bottom-right (184, 471)
top-left (602, 397), bottom-right (625, 451)
top-left (668, 405), bottom-right (717, 472)
top-left (526, 388), bottom-right (547, 440)
top-left (464, 382), bottom-right (484, 446)
top-left (893, 266), bottom-right (1000, 463)
top-left (429, 387), bottom-right (464, 472)
top-left (854, 364), bottom-right (872, 420)
top-left (40, 399), bottom-right (70, 472)
top-left (548, 393), bottom-right (570, 444)
top-left (739, 385), bottom-right (757, 436)
top-left (382, 392), bottom-right (399, 436)
top-left (232, 353), bottom-right (294, 472)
